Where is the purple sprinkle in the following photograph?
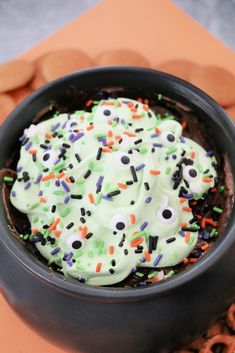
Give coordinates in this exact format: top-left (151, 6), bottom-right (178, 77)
top-left (38, 190), bottom-right (43, 196)
top-left (61, 180), bottom-right (70, 192)
top-left (55, 179), bottom-right (60, 187)
top-left (17, 166), bottom-right (23, 173)
top-left (72, 132), bottom-right (84, 142)
top-left (136, 163), bottom-right (145, 171)
top-left (25, 141), bottom-right (32, 151)
top-left (96, 175), bottom-right (104, 189)
top-left (140, 221), bottom-right (148, 231)
top-left (182, 193), bottom-right (194, 199)
top-left (150, 133), bottom-right (159, 138)
top-left (51, 122), bottom-right (60, 132)
top-left (172, 154), bottom-right (177, 160)
top-left (145, 196), bottom-right (152, 204)
top-left (178, 230), bottom-right (185, 237)
top-left (206, 151), bottom-right (214, 157)
top-left (34, 174), bottom-right (42, 184)
top-left (121, 119), bottom-right (126, 125)
top-left (180, 136), bottom-right (185, 143)
top-left (30, 237), bottom-right (41, 243)
top-left (139, 257), bottom-right (146, 263)
top-left (132, 266), bottom-right (137, 273)
top-left (11, 191), bottom-right (16, 197)
top-left (66, 252), bottom-right (73, 262)
top-left (64, 195), bottom-right (70, 204)
top-left (54, 158), bottom-right (61, 165)
top-left (24, 182), bottom-right (31, 190)
top-left (102, 195), bottom-right (113, 201)
top-left (98, 137), bottom-right (107, 146)
top-left (19, 134), bottom-right (26, 142)
top-left (153, 143), bottom-right (163, 147)
top-left (165, 156), bottom-right (169, 160)
top-left (67, 260), bottom-right (73, 267)
top-left (62, 121), bottom-right (68, 129)
top-left (140, 281), bottom-right (147, 286)
top-left (69, 133), bottom-right (75, 141)
top-left (153, 254), bottom-right (163, 267)
top-left (51, 247), bottom-right (60, 255)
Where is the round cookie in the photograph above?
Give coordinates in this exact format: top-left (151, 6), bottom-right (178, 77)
top-left (225, 105), bottom-right (235, 122)
top-left (95, 49), bottom-right (150, 67)
top-left (9, 85), bottom-right (33, 104)
top-left (189, 66), bottom-right (235, 107)
top-left (157, 60), bottom-right (197, 81)
top-left (0, 94), bottom-right (15, 124)
top-left (0, 60), bottom-right (35, 93)
top-left (39, 49), bottom-right (94, 82)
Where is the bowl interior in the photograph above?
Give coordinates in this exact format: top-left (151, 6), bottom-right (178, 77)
top-left (0, 66), bottom-right (235, 301)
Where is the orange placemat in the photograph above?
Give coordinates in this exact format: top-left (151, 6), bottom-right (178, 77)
top-left (1, 1), bottom-right (235, 353)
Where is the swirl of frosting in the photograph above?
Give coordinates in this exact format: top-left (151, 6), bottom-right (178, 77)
top-left (10, 98), bottom-right (216, 285)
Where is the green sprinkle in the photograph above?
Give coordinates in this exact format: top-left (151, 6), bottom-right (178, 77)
top-left (23, 234), bottom-right (29, 241)
top-left (166, 270), bottom-right (175, 278)
top-left (95, 133), bottom-right (106, 139)
top-left (28, 202), bottom-right (40, 210)
top-left (19, 234), bottom-right (24, 239)
top-left (211, 156), bottom-right (217, 165)
top-left (53, 161), bottom-right (65, 171)
top-left (74, 250), bottom-right (83, 258)
top-left (166, 146), bottom-right (177, 155)
top-left (164, 114), bottom-right (175, 120)
top-left (60, 207), bottom-right (71, 217)
top-left (112, 120), bottom-right (118, 128)
top-left (32, 216), bottom-right (39, 224)
top-left (94, 193), bottom-right (102, 205)
top-left (135, 272), bottom-right (144, 278)
top-left (210, 228), bottom-right (217, 238)
top-left (165, 166), bottom-right (171, 175)
top-left (114, 100), bottom-right (120, 107)
top-left (87, 114), bottom-right (94, 122)
top-left (42, 206), bottom-right (49, 212)
top-left (148, 271), bottom-right (158, 279)
top-left (33, 135), bottom-right (39, 144)
top-left (158, 94), bottom-right (162, 100)
top-left (213, 207), bottom-right (223, 214)
top-left (219, 185), bottom-right (225, 192)
top-left (3, 176), bottom-right (14, 182)
top-left (45, 181), bottom-right (50, 187)
top-left (189, 235), bottom-right (195, 245)
top-left (53, 190), bottom-right (65, 196)
top-left (139, 147), bottom-right (148, 154)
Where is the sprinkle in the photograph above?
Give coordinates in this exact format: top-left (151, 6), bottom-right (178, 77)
top-left (86, 232), bottom-right (93, 239)
top-left (41, 173), bottom-right (54, 182)
top-left (213, 206), bottom-right (223, 214)
top-left (140, 222), bottom-right (148, 231)
top-left (130, 237), bottom-right (144, 247)
top-left (86, 99), bottom-right (93, 107)
top-left (145, 196), bottom-right (152, 204)
top-left (130, 214), bottom-right (136, 225)
top-left (130, 165), bottom-right (138, 182)
top-left (107, 190), bottom-right (121, 197)
top-left (25, 141), bottom-right (33, 151)
top-left (66, 222), bottom-right (74, 230)
top-left (88, 193), bottom-right (94, 204)
top-left (149, 169), bottom-right (161, 175)
top-left (144, 182), bottom-right (150, 190)
top-left (96, 263), bottom-right (102, 272)
top-left (60, 208), bottom-right (71, 218)
top-left (206, 151), bottom-right (214, 157)
top-left (49, 218), bottom-right (61, 231)
top-left (51, 122), bottom-right (60, 132)
top-left (201, 243), bottom-right (209, 251)
top-left (182, 121), bottom-right (187, 129)
top-left (205, 218), bottom-right (217, 227)
top-left (24, 182), bottom-right (31, 190)
top-left (109, 246), bottom-right (114, 255)
top-left (202, 177), bottom-right (213, 183)
top-left (81, 226), bottom-right (88, 238)
top-left (185, 232), bottom-right (191, 243)
top-left (61, 180), bottom-right (70, 192)
top-left (72, 132), bottom-right (84, 142)
top-left (11, 191), bottom-right (16, 197)
top-left (132, 114), bottom-right (143, 119)
top-left (64, 195), bottom-right (70, 204)
top-left (71, 194), bottom-right (83, 199)
top-left (75, 153), bottom-right (81, 163)
top-left (134, 139), bottom-right (143, 145)
top-left (3, 176), bottom-right (14, 182)
top-left (210, 229), bottom-right (217, 238)
top-left (153, 143), bottom-right (163, 147)
top-left (51, 247), bottom-right (60, 255)
top-left (166, 146), bottom-right (177, 155)
top-left (117, 182), bottom-right (127, 189)
top-left (191, 151), bottom-right (196, 159)
top-left (182, 206), bottom-right (192, 212)
top-left (135, 163), bottom-right (145, 171)
top-left (219, 185), bottom-right (225, 192)
top-left (39, 197), bottom-right (46, 203)
top-left (153, 254), bottom-right (163, 267)
top-left (166, 237), bottom-right (176, 244)
top-left (84, 170), bottom-right (91, 179)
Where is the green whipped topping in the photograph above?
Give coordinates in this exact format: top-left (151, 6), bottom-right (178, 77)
top-left (10, 98), bottom-right (216, 285)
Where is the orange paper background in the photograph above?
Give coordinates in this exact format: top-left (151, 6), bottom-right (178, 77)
top-left (1, 1), bottom-right (235, 352)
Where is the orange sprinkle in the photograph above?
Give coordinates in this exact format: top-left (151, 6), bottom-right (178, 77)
top-left (130, 237), bottom-right (144, 247)
top-left (190, 201), bottom-right (197, 206)
top-left (56, 172), bottom-right (65, 179)
top-left (130, 214), bottom-right (136, 225)
top-left (88, 193), bottom-right (94, 204)
top-left (108, 130), bottom-right (113, 138)
top-left (182, 206), bottom-right (192, 212)
top-left (202, 177), bottom-right (213, 183)
top-left (144, 99), bottom-right (149, 104)
top-left (155, 128), bottom-right (161, 134)
top-left (201, 243), bottom-right (209, 251)
top-left (28, 149), bottom-right (37, 154)
top-left (39, 197), bottom-right (46, 203)
top-left (191, 151), bottom-right (196, 159)
top-left (117, 182), bottom-right (127, 189)
top-left (65, 177), bottom-right (72, 183)
top-left (180, 222), bottom-right (188, 228)
top-left (96, 263), bottom-right (102, 272)
top-left (102, 147), bottom-right (112, 153)
top-left (108, 120), bottom-right (113, 125)
top-left (78, 226), bottom-right (83, 231)
top-left (86, 99), bottom-right (93, 107)
top-left (196, 214), bottom-right (202, 220)
top-left (49, 218), bottom-right (61, 231)
top-left (150, 169), bottom-right (161, 175)
top-left (102, 101), bottom-right (114, 106)
top-left (143, 104), bottom-right (149, 111)
top-left (144, 251), bottom-right (151, 262)
top-left (123, 131), bottom-right (136, 137)
top-left (80, 116), bottom-right (84, 121)
top-left (53, 230), bottom-right (61, 237)
top-left (185, 232), bottom-right (191, 243)
top-left (189, 258), bottom-right (197, 263)
top-left (45, 132), bottom-right (52, 139)
top-left (210, 187), bottom-right (217, 193)
top-left (41, 173), bottom-right (54, 182)
top-left (127, 102), bottom-right (134, 108)
top-left (183, 257), bottom-right (189, 264)
top-left (109, 246), bottom-right (114, 255)
top-left (201, 218), bottom-right (206, 229)
top-left (115, 135), bottom-right (122, 141)
top-left (81, 226), bottom-right (88, 239)
top-left (182, 121), bottom-right (187, 129)
top-left (132, 114), bottom-right (143, 119)
top-left (179, 197), bottom-right (187, 203)
top-left (31, 228), bottom-right (39, 234)
top-left (86, 125), bottom-right (94, 131)
top-left (107, 141), bottom-right (114, 147)
top-left (130, 108), bottom-right (138, 113)
top-left (205, 218), bottom-right (217, 227)
top-left (137, 98), bottom-right (143, 103)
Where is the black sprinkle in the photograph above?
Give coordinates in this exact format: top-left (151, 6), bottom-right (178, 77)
top-left (71, 194), bottom-right (83, 199)
top-left (80, 217), bottom-right (86, 224)
top-left (109, 269), bottom-right (115, 274)
top-left (134, 139), bottom-right (143, 145)
top-left (86, 232), bottom-right (93, 239)
top-left (107, 190), bottom-right (121, 197)
top-left (51, 205), bottom-right (56, 213)
top-left (86, 211), bottom-right (91, 216)
top-left (80, 207), bottom-right (85, 216)
top-left (62, 143), bottom-right (71, 149)
top-left (70, 176), bottom-right (75, 183)
top-left (111, 259), bottom-right (116, 267)
top-left (144, 182), bottom-right (150, 190)
top-left (84, 170), bottom-right (91, 179)
top-left (166, 237), bottom-right (176, 244)
top-left (130, 165), bottom-right (138, 182)
top-left (124, 249), bottom-right (128, 255)
top-left (40, 144), bottom-right (48, 149)
top-left (126, 180), bottom-right (134, 185)
top-left (75, 153), bottom-right (81, 163)
top-left (96, 147), bottom-right (102, 160)
top-left (66, 222), bottom-right (74, 230)
top-left (135, 249), bottom-right (143, 254)
top-left (135, 128), bottom-right (144, 132)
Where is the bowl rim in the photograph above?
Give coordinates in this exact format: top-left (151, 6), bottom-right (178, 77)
top-left (0, 66), bottom-right (235, 302)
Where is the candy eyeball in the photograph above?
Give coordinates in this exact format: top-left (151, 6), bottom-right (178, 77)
top-left (42, 149), bottom-right (59, 168)
top-left (96, 105), bottom-right (116, 121)
top-left (111, 214), bottom-right (129, 231)
top-left (114, 152), bottom-right (132, 168)
top-left (66, 233), bottom-right (84, 250)
top-left (65, 118), bottom-right (79, 131)
top-left (183, 165), bottom-right (198, 182)
top-left (160, 131), bottom-right (176, 146)
top-left (157, 206), bottom-right (177, 225)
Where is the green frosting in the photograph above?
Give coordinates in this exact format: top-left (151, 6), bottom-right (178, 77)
top-left (10, 98), bottom-right (216, 285)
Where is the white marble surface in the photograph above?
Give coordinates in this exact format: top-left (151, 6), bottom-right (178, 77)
top-left (0, 0), bottom-right (234, 63)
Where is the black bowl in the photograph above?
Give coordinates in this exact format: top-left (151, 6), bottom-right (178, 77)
top-left (0, 67), bottom-right (235, 353)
